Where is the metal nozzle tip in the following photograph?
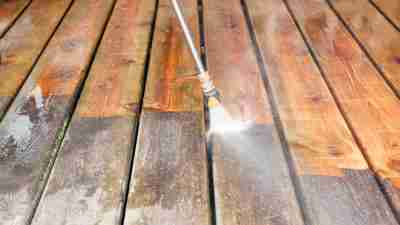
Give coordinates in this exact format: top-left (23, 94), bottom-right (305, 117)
top-left (207, 96), bottom-right (221, 108)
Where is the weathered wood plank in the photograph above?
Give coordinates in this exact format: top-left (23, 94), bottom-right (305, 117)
top-left (0, 0), bottom-right (116, 224)
top-left (329, 0), bottom-right (400, 96)
top-left (29, 0), bottom-right (157, 225)
top-left (0, 0), bottom-right (73, 117)
top-left (286, 0), bottom-right (400, 218)
top-left (203, 0), bottom-right (304, 224)
top-left (245, 0), bottom-right (398, 224)
top-left (370, 0), bottom-right (400, 30)
top-left (0, 0), bottom-right (30, 36)
top-left (123, 0), bottom-right (210, 225)
top-left (142, 0), bottom-right (202, 112)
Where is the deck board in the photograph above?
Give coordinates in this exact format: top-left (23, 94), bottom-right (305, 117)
top-left (1, 0), bottom-right (400, 224)
top-left (0, 0), bottom-right (116, 224)
top-left (286, 0), bottom-right (400, 218)
top-left (328, 0), bottom-right (400, 97)
top-left (370, 0), bottom-right (400, 30)
top-left (0, 0), bottom-right (74, 117)
top-left (244, 0), bottom-right (398, 224)
top-left (123, 0), bottom-right (211, 225)
top-left (29, 0), bottom-right (157, 224)
top-left (0, 0), bottom-right (30, 36)
top-left (203, 0), bottom-right (304, 224)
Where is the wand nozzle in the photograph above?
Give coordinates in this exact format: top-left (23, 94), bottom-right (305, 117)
top-left (197, 71), bottom-right (222, 109)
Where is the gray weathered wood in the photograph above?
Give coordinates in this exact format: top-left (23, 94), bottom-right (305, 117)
top-left (244, 0), bottom-right (399, 224)
top-left (0, 0), bottom-right (116, 224)
top-left (203, 0), bottom-right (305, 224)
top-left (123, 0), bottom-right (211, 224)
top-left (29, 0), bottom-right (157, 224)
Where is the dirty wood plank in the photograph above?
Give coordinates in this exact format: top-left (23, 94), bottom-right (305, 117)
top-left (123, 0), bottom-right (210, 225)
top-left (0, 0), bottom-right (30, 36)
top-left (329, 0), bottom-right (400, 96)
top-left (29, 0), bottom-right (157, 225)
top-left (244, 0), bottom-right (399, 224)
top-left (370, 0), bottom-right (400, 30)
top-left (286, 0), bottom-right (400, 218)
top-left (0, 0), bottom-right (74, 117)
top-left (203, 0), bottom-right (305, 224)
top-left (0, 0), bottom-right (116, 224)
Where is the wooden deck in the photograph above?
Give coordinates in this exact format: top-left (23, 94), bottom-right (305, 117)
top-left (1, 0), bottom-right (400, 224)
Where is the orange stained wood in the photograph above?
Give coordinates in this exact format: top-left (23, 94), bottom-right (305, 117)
top-left (287, 0), bottom-right (400, 187)
top-left (77, 0), bottom-right (156, 118)
top-left (204, 0), bottom-right (271, 124)
top-left (330, 0), bottom-right (400, 95)
top-left (0, 0), bottom-right (116, 224)
top-left (203, 0), bottom-right (305, 224)
top-left (142, 0), bottom-right (203, 112)
top-left (30, 0), bottom-right (115, 98)
top-left (246, 0), bottom-right (368, 177)
top-left (0, 0), bottom-right (30, 36)
top-left (0, 0), bottom-right (73, 113)
top-left (30, 0), bottom-right (157, 224)
top-left (371, 0), bottom-right (400, 29)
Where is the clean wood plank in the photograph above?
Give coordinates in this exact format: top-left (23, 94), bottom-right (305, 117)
top-left (123, 0), bottom-right (210, 225)
top-left (329, 0), bottom-right (400, 96)
top-left (286, 0), bottom-right (400, 218)
top-left (29, 0), bottom-right (157, 224)
top-left (203, 0), bottom-right (304, 224)
top-left (370, 0), bottom-right (400, 30)
top-left (0, 0), bottom-right (116, 224)
top-left (0, 0), bottom-right (30, 36)
top-left (244, 0), bottom-right (398, 224)
top-left (0, 0), bottom-right (73, 117)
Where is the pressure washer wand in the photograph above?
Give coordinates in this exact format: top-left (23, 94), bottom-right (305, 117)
top-left (170, 0), bottom-right (221, 107)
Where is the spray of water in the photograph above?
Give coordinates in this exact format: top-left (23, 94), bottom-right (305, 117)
top-left (207, 105), bottom-right (252, 135)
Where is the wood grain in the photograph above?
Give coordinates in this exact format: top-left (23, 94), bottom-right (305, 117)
top-left (142, 0), bottom-right (202, 112)
top-left (123, 0), bottom-right (211, 225)
top-left (329, 0), bottom-right (400, 96)
top-left (370, 0), bottom-right (400, 29)
top-left (0, 0), bottom-right (116, 224)
top-left (203, 0), bottom-right (304, 224)
top-left (245, 0), bottom-right (398, 224)
top-left (30, 0), bottom-right (157, 225)
top-left (286, 0), bottom-right (400, 218)
top-left (0, 0), bottom-right (73, 117)
top-left (0, 0), bottom-right (30, 36)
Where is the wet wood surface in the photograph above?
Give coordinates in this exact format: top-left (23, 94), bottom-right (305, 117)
top-left (0, 0), bottom-right (74, 117)
top-left (329, 0), bottom-right (400, 96)
top-left (0, 0), bottom-right (116, 224)
top-left (0, 0), bottom-right (30, 36)
top-left (370, 0), bottom-right (400, 29)
top-left (29, 0), bottom-right (157, 225)
top-left (245, 0), bottom-right (398, 224)
top-left (203, 0), bottom-right (304, 224)
top-left (123, 0), bottom-right (211, 225)
top-left (1, 0), bottom-right (400, 224)
top-left (287, 0), bottom-right (400, 218)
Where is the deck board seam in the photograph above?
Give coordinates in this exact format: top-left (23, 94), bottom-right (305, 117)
top-left (324, 0), bottom-right (400, 103)
top-left (367, 0), bottom-right (400, 32)
top-left (198, 0), bottom-right (216, 224)
top-left (118, 0), bottom-right (160, 224)
top-left (238, 1), bottom-right (310, 224)
top-left (26, 0), bottom-right (120, 223)
top-left (283, 1), bottom-right (400, 224)
top-left (0, 0), bottom-right (76, 122)
top-left (0, 0), bottom-right (32, 38)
